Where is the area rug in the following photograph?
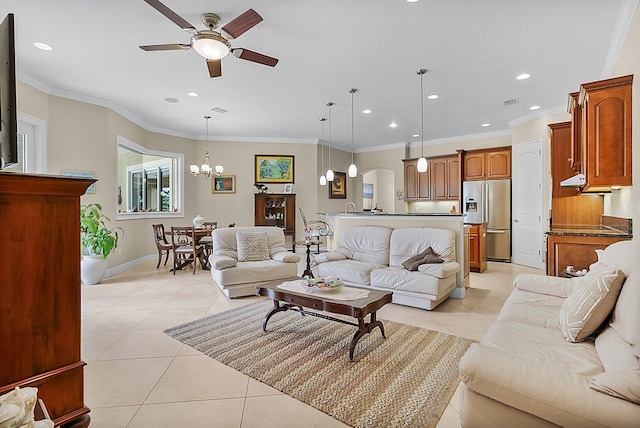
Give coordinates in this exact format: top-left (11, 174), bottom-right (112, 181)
top-left (164, 300), bottom-right (474, 428)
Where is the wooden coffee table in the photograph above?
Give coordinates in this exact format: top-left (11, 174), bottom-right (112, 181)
top-left (256, 281), bottom-right (393, 360)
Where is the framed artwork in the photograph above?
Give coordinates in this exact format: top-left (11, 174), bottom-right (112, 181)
top-left (283, 183), bottom-right (293, 194)
top-left (212, 175), bottom-right (236, 193)
top-left (62, 170), bottom-right (96, 193)
top-left (255, 154), bottom-right (294, 183)
top-left (329, 171), bottom-right (347, 199)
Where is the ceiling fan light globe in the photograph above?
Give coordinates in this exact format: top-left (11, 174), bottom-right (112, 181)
top-left (192, 33), bottom-right (230, 60)
top-left (417, 156), bottom-right (428, 172)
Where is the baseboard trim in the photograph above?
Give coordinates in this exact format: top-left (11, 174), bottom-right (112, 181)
top-left (105, 255), bottom-right (156, 278)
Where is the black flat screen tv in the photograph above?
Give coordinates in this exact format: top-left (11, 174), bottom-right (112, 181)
top-left (0, 13), bottom-right (17, 169)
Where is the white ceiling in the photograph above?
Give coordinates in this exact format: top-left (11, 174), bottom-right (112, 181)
top-left (3, 0), bottom-right (636, 151)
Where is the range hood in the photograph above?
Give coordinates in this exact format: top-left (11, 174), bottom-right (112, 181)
top-left (560, 173), bottom-right (586, 187)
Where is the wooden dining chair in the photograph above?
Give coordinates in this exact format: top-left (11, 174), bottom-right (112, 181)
top-left (152, 224), bottom-right (172, 268)
top-left (200, 221), bottom-right (217, 258)
top-left (170, 226), bottom-right (204, 275)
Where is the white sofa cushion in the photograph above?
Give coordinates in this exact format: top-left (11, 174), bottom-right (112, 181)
top-left (417, 261), bottom-right (460, 279)
top-left (211, 255), bottom-right (237, 270)
top-left (514, 273), bottom-right (576, 297)
top-left (211, 259), bottom-right (298, 286)
top-left (316, 258), bottom-right (385, 285)
top-left (337, 225), bottom-right (392, 265)
top-left (389, 227), bottom-right (456, 267)
top-left (371, 266), bottom-right (457, 295)
top-left (559, 265), bottom-right (626, 343)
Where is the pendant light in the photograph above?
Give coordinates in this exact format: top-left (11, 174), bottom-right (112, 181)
top-left (348, 88), bottom-right (358, 177)
top-left (325, 102), bottom-right (334, 182)
top-left (416, 69), bottom-right (428, 173)
top-left (319, 117), bottom-right (327, 186)
top-left (190, 115), bottom-right (223, 179)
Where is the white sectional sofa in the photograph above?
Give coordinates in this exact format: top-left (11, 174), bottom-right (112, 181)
top-left (208, 226), bottom-right (300, 298)
top-left (312, 225), bottom-right (460, 310)
top-left (459, 240), bottom-right (640, 427)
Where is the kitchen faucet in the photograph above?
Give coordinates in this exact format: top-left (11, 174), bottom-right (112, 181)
top-left (345, 202), bottom-right (356, 213)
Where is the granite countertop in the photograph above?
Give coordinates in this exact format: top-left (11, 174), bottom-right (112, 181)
top-left (325, 212), bottom-right (464, 217)
top-left (546, 226), bottom-right (631, 238)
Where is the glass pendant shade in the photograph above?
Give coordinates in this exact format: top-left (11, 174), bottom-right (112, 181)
top-left (417, 156), bottom-right (428, 172)
top-left (348, 163), bottom-right (357, 177)
top-left (319, 175), bottom-right (327, 186)
top-left (326, 169), bottom-right (334, 181)
top-left (348, 88), bottom-right (358, 178)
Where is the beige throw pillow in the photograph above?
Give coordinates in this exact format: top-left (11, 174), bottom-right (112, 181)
top-left (559, 266), bottom-right (626, 342)
top-left (236, 232), bottom-right (270, 262)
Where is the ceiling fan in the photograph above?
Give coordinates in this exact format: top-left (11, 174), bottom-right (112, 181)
top-left (139, 0), bottom-right (279, 78)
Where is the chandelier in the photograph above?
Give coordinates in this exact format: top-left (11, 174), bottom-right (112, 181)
top-left (190, 115), bottom-right (223, 179)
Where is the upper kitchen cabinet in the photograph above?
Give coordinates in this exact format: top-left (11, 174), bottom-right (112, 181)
top-left (431, 155), bottom-right (460, 201)
top-left (578, 74), bottom-right (633, 190)
top-left (462, 147), bottom-right (511, 181)
top-left (567, 92), bottom-right (582, 172)
top-left (403, 159), bottom-right (431, 200)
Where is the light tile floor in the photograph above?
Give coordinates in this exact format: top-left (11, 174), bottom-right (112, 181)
top-left (82, 255), bottom-right (543, 428)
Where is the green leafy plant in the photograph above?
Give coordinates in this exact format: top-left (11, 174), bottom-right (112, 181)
top-left (80, 204), bottom-right (123, 259)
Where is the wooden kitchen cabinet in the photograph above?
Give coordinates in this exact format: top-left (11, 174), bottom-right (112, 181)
top-left (567, 92), bottom-right (582, 172)
top-left (578, 74), bottom-right (633, 190)
top-left (546, 234), bottom-right (630, 277)
top-left (468, 223), bottom-right (487, 273)
top-left (462, 147), bottom-right (511, 180)
top-left (549, 121), bottom-right (603, 226)
top-left (403, 159), bottom-right (431, 200)
top-left (430, 155), bottom-right (459, 201)
top-left (254, 193), bottom-right (296, 250)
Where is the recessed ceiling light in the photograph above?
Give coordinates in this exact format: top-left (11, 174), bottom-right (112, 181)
top-left (164, 97), bottom-right (179, 103)
top-left (427, 94), bottom-right (439, 100)
top-left (406, 0), bottom-right (420, 2)
top-left (362, 109), bottom-right (372, 114)
top-left (529, 105), bottom-right (541, 110)
top-left (516, 73), bottom-right (531, 80)
top-left (412, 134), bottom-right (419, 138)
top-left (389, 122), bottom-right (398, 128)
top-left (187, 92), bottom-right (199, 97)
top-left (481, 123), bottom-right (491, 127)
top-left (33, 42), bottom-right (52, 51)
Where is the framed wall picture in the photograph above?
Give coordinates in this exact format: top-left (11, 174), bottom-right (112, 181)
top-left (283, 183), bottom-right (293, 193)
top-left (363, 183), bottom-right (374, 199)
top-left (62, 170), bottom-right (96, 193)
top-left (329, 171), bottom-right (347, 199)
top-left (255, 154), bottom-right (294, 183)
top-left (212, 175), bottom-right (236, 193)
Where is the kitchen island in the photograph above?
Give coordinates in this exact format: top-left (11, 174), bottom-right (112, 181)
top-left (324, 212), bottom-right (467, 298)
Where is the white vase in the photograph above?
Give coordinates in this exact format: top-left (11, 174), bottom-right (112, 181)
top-left (80, 255), bottom-right (108, 285)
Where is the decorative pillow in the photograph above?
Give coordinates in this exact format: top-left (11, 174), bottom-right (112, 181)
top-left (559, 266), bottom-right (626, 342)
top-left (236, 232), bottom-right (270, 262)
top-left (402, 247), bottom-right (444, 271)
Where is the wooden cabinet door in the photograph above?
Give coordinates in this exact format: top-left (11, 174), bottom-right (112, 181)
top-left (463, 153), bottom-right (485, 180)
top-left (417, 168), bottom-right (431, 199)
top-left (486, 150), bottom-right (511, 179)
top-left (404, 160), bottom-right (418, 200)
top-left (431, 159), bottom-right (447, 200)
top-left (546, 235), bottom-right (629, 276)
top-left (582, 79), bottom-right (632, 188)
top-left (549, 122), bottom-right (576, 199)
top-left (469, 225), bottom-right (479, 269)
top-left (568, 92), bottom-right (582, 172)
top-left (447, 158), bottom-right (460, 199)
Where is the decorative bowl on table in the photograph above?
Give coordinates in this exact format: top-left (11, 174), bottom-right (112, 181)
top-left (305, 276), bottom-right (342, 292)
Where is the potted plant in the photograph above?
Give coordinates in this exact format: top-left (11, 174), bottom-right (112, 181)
top-left (80, 203), bottom-right (123, 285)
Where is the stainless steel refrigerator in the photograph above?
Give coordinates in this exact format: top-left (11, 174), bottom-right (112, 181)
top-left (462, 179), bottom-right (511, 262)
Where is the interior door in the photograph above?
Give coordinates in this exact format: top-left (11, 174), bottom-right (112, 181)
top-left (512, 139), bottom-right (543, 269)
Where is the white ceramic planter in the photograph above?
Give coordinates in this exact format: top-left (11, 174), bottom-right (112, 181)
top-left (80, 255), bottom-right (108, 285)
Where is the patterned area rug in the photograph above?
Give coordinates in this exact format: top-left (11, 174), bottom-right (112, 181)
top-left (165, 300), bottom-right (474, 428)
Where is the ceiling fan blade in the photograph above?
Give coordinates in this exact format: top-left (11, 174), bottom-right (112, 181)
top-left (140, 43), bottom-right (191, 51)
top-left (207, 59), bottom-right (222, 78)
top-left (221, 9), bottom-right (263, 39)
top-left (143, 0), bottom-right (196, 31)
top-left (232, 49), bottom-right (279, 67)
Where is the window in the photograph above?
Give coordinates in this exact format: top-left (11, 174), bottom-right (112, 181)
top-left (117, 135), bottom-right (184, 220)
